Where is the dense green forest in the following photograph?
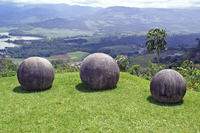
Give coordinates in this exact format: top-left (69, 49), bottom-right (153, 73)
top-left (6, 35), bottom-right (142, 58)
top-left (6, 33), bottom-right (199, 59)
top-left (2, 31), bottom-right (200, 91)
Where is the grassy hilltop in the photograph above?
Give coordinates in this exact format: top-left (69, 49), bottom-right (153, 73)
top-left (0, 72), bottom-right (200, 132)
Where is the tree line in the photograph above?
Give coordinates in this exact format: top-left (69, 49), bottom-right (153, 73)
top-left (6, 35), bottom-right (144, 58)
top-left (6, 33), bottom-right (200, 59)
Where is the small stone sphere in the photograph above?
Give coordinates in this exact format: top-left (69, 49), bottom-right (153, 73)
top-left (80, 53), bottom-right (120, 90)
top-left (17, 57), bottom-right (55, 91)
top-left (150, 69), bottom-right (187, 103)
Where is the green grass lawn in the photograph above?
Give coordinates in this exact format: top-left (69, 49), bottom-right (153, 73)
top-left (104, 45), bottom-right (133, 52)
top-left (0, 72), bottom-right (200, 132)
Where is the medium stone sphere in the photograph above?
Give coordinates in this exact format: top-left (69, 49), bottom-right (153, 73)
top-left (17, 57), bottom-right (55, 91)
top-left (150, 69), bottom-right (187, 103)
top-left (80, 53), bottom-right (120, 90)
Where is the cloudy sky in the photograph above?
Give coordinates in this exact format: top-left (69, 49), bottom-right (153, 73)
top-left (1, 0), bottom-right (200, 8)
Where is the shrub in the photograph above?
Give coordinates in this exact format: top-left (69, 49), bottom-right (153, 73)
top-left (129, 64), bottom-right (140, 76)
top-left (177, 60), bottom-right (200, 91)
top-left (129, 61), bottom-right (165, 80)
top-left (115, 55), bottom-right (129, 72)
top-left (0, 57), bottom-right (18, 77)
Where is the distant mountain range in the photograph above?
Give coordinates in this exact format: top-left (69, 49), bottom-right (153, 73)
top-left (88, 6), bottom-right (200, 33)
top-left (1, 3), bottom-right (200, 34)
top-left (0, 3), bottom-right (102, 24)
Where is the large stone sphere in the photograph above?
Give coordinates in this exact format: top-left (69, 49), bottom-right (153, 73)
top-left (150, 69), bottom-right (187, 103)
top-left (17, 57), bottom-right (55, 91)
top-left (80, 53), bottom-right (120, 90)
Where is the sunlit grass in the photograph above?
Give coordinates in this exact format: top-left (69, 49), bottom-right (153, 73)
top-left (67, 51), bottom-right (90, 61)
top-left (0, 72), bottom-right (200, 132)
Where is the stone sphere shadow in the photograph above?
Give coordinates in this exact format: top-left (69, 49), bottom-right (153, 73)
top-left (75, 83), bottom-right (117, 93)
top-left (13, 86), bottom-right (52, 94)
top-left (147, 95), bottom-right (184, 106)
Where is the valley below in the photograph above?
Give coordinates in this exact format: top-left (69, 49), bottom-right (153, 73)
top-left (0, 2), bottom-right (200, 132)
top-left (0, 3), bottom-right (199, 68)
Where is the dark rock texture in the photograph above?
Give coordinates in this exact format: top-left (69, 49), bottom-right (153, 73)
top-left (150, 69), bottom-right (187, 103)
top-left (17, 57), bottom-right (55, 91)
top-left (80, 53), bottom-right (120, 90)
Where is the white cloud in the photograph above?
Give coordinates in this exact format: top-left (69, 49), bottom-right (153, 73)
top-left (1, 0), bottom-right (200, 8)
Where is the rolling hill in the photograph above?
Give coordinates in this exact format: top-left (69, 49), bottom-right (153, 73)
top-left (89, 6), bottom-right (200, 33)
top-left (0, 3), bottom-right (102, 25)
top-left (27, 6), bottom-right (200, 34)
top-left (1, 3), bottom-right (200, 34)
top-left (1, 72), bottom-right (200, 132)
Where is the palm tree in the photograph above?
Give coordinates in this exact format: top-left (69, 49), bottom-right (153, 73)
top-left (145, 27), bottom-right (167, 66)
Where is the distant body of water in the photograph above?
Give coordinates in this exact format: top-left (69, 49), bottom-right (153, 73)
top-left (0, 32), bottom-right (42, 49)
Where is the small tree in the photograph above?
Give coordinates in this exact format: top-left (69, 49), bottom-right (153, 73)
top-left (115, 55), bottom-right (129, 72)
top-left (145, 27), bottom-right (167, 66)
top-left (129, 64), bottom-right (140, 76)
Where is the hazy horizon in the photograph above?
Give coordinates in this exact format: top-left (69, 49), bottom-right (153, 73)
top-left (0, 0), bottom-right (200, 8)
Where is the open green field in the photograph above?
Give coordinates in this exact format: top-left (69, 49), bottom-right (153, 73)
top-left (10, 58), bottom-right (62, 65)
top-left (82, 36), bottom-right (103, 44)
top-left (129, 54), bottom-right (158, 68)
top-left (0, 72), bottom-right (200, 132)
top-left (129, 52), bottom-right (169, 68)
top-left (0, 27), bottom-right (17, 32)
top-left (9, 51), bottom-right (89, 65)
top-left (9, 58), bottom-right (24, 65)
top-left (25, 28), bottom-right (96, 38)
top-left (67, 51), bottom-right (90, 61)
top-left (104, 45), bottom-right (132, 50)
top-left (104, 45), bottom-right (135, 56)
top-left (122, 31), bottom-right (147, 36)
